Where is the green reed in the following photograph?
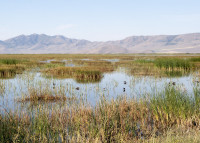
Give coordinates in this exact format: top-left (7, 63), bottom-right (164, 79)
top-left (134, 59), bottom-right (154, 64)
top-left (189, 57), bottom-right (200, 62)
top-left (154, 58), bottom-right (192, 71)
top-left (0, 59), bottom-right (19, 65)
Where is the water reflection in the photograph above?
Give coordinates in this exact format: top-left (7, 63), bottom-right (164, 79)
top-left (0, 67), bottom-right (199, 113)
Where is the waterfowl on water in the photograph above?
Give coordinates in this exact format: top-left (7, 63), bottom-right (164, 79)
top-left (123, 88), bottom-right (125, 92)
top-left (168, 82), bottom-right (176, 86)
top-left (53, 82), bottom-right (56, 89)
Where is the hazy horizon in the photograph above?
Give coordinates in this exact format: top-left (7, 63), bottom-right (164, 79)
top-left (1, 32), bottom-right (200, 42)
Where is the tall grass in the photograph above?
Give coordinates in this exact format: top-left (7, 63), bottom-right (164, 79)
top-left (189, 57), bottom-right (200, 62)
top-left (150, 86), bottom-right (195, 129)
top-left (0, 59), bottom-right (19, 65)
top-left (1, 85), bottom-right (200, 142)
top-left (154, 58), bottom-right (191, 71)
top-left (0, 65), bottom-right (25, 78)
top-left (134, 59), bottom-right (154, 64)
top-left (0, 67), bottom-right (16, 78)
top-left (43, 67), bottom-right (103, 82)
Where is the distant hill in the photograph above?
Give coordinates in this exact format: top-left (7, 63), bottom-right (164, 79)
top-left (0, 33), bottom-right (200, 54)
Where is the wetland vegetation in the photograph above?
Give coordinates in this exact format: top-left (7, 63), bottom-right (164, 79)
top-left (1, 54), bottom-right (200, 142)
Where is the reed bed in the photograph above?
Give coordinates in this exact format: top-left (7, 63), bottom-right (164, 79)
top-left (18, 87), bottom-right (68, 102)
top-left (134, 59), bottom-right (154, 64)
top-left (0, 65), bottom-right (25, 78)
top-left (154, 58), bottom-right (192, 71)
top-left (189, 57), bottom-right (200, 62)
top-left (19, 91), bottom-right (66, 102)
top-left (1, 85), bottom-right (200, 142)
top-left (0, 59), bottom-right (19, 65)
top-left (0, 53), bottom-right (200, 61)
top-left (43, 66), bottom-right (113, 82)
top-left (0, 67), bottom-right (16, 78)
top-left (73, 60), bottom-right (113, 66)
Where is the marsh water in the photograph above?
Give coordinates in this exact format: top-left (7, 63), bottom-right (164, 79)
top-left (0, 59), bottom-right (199, 113)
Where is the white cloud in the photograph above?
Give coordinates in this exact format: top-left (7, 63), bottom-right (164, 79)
top-left (56, 24), bottom-right (75, 31)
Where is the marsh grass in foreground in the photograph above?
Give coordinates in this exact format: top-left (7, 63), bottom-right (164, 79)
top-left (1, 85), bottom-right (200, 142)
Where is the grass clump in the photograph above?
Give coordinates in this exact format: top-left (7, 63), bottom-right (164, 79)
top-left (0, 67), bottom-right (16, 78)
top-left (154, 58), bottom-right (192, 71)
top-left (134, 59), bottom-right (154, 64)
top-left (44, 67), bottom-right (104, 82)
top-left (189, 57), bottom-right (200, 62)
top-left (150, 86), bottom-right (195, 126)
top-left (0, 65), bottom-right (25, 78)
top-left (0, 59), bottom-right (20, 65)
top-left (75, 60), bottom-right (113, 66)
top-left (19, 88), bottom-right (67, 102)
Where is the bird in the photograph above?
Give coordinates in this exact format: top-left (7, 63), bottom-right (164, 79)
top-left (123, 88), bottom-right (125, 92)
top-left (124, 81), bottom-right (127, 84)
top-left (53, 82), bottom-right (56, 89)
top-left (76, 87), bottom-right (79, 90)
top-left (169, 82), bottom-right (176, 86)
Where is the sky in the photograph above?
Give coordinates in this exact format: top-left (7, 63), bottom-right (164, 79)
top-left (0, 0), bottom-right (200, 41)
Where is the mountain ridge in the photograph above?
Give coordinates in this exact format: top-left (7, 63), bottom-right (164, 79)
top-left (0, 33), bottom-right (200, 54)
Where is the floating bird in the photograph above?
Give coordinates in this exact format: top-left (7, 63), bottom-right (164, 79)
top-left (123, 88), bottom-right (125, 92)
top-left (76, 87), bottom-right (79, 90)
top-left (124, 81), bottom-right (127, 84)
top-left (169, 82), bottom-right (176, 86)
top-left (53, 82), bottom-right (56, 89)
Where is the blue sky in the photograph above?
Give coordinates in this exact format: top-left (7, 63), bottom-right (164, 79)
top-left (0, 0), bottom-right (200, 41)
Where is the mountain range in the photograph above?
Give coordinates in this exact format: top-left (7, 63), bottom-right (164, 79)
top-left (0, 33), bottom-right (200, 54)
